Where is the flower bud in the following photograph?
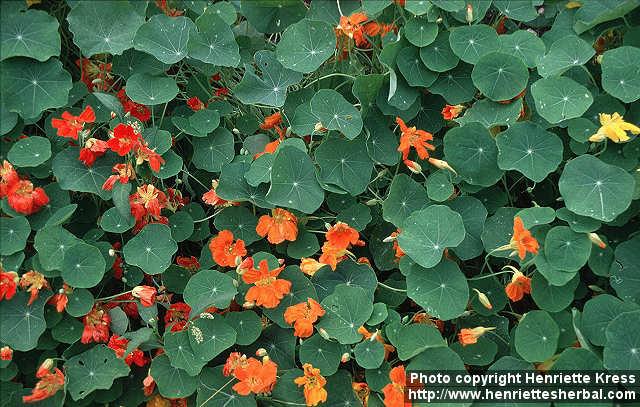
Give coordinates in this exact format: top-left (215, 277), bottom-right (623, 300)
top-left (256, 348), bottom-right (268, 357)
top-left (243, 301), bottom-right (255, 309)
top-left (595, 54), bottom-right (603, 64)
top-left (383, 234), bottom-right (397, 243)
top-left (108, 248), bottom-right (116, 257)
top-left (473, 288), bottom-right (493, 310)
top-left (110, 111), bottom-right (117, 119)
top-left (466, 4), bottom-right (474, 23)
top-left (232, 128), bottom-right (240, 135)
top-left (403, 159), bottom-right (422, 174)
top-left (318, 328), bottom-right (331, 340)
top-left (428, 158), bottom-right (457, 175)
top-left (341, 352), bottom-right (350, 363)
top-left (588, 233), bottom-right (606, 249)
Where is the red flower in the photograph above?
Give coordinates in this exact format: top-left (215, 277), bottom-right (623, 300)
top-left (108, 335), bottom-right (149, 367)
top-left (215, 87), bottom-right (229, 97)
top-left (396, 117), bottom-right (435, 160)
top-left (117, 89), bottom-right (152, 122)
top-left (441, 104), bottom-right (465, 120)
top-left (202, 179), bottom-right (235, 207)
top-left (7, 179), bottom-right (49, 215)
top-left (79, 137), bottom-right (108, 167)
top-left (176, 256), bottom-right (200, 271)
top-left (22, 360), bottom-right (65, 403)
top-left (129, 184), bottom-right (168, 232)
top-left (0, 160), bottom-right (19, 198)
top-left (49, 284), bottom-right (71, 313)
top-left (82, 307), bottom-right (111, 344)
top-left (0, 269), bottom-right (19, 301)
top-left (164, 302), bottom-right (191, 332)
top-left (260, 112), bottom-right (282, 130)
top-left (19, 271), bottom-right (49, 305)
top-left (102, 163), bottom-right (136, 191)
top-left (51, 106), bottom-right (95, 140)
top-left (107, 123), bottom-right (140, 156)
top-left (76, 58), bottom-right (113, 91)
top-left (1, 346), bottom-right (12, 361)
top-left (132, 285), bottom-right (157, 307)
top-left (135, 144), bottom-right (165, 173)
top-left (187, 96), bottom-right (206, 111)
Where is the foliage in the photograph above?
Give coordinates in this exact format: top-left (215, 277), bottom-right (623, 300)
top-left (1, 0), bottom-right (639, 406)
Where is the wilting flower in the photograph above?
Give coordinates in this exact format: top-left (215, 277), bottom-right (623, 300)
top-left (589, 112), bottom-right (640, 143)
top-left (359, 326), bottom-right (395, 360)
top-left (164, 302), bottom-right (191, 332)
top-left (176, 256), bottom-right (200, 271)
top-left (202, 179), bottom-right (235, 207)
top-left (6, 179), bottom-right (49, 215)
top-left (209, 230), bottom-right (247, 267)
top-left (300, 258), bottom-right (326, 276)
top-left (1, 346), bottom-right (12, 361)
top-left (242, 260), bottom-right (291, 309)
top-left (458, 326), bottom-right (496, 346)
top-left (143, 374), bottom-right (155, 397)
top-left (256, 208), bottom-right (298, 244)
top-left (135, 144), bottom-right (165, 173)
top-left (232, 357), bottom-right (278, 396)
top-left (102, 163), bottom-right (136, 191)
top-left (223, 352), bottom-right (249, 377)
top-left (395, 117), bottom-right (435, 161)
top-left (284, 298), bottom-right (325, 338)
top-left (132, 285), bottom-right (157, 307)
top-left (79, 137), bottom-right (108, 166)
top-left (294, 363), bottom-right (328, 406)
top-left (82, 307), bottom-right (111, 344)
top-left (505, 268), bottom-right (531, 302)
top-left (22, 359), bottom-right (65, 403)
top-left (0, 160), bottom-right (18, 198)
top-left (0, 268), bottom-right (19, 301)
top-left (441, 104), bottom-right (465, 120)
top-left (76, 58), bottom-right (113, 91)
top-left (51, 106), bottom-right (95, 140)
top-left (382, 365), bottom-right (407, 407)
top-left (19, 271), bottom-right (49, 305)
top-left (129, 184), bottom-right (168, 232)
top-left (353, 382), bottom-right (370, 406)
top-left (117, 88), bottom-right (151, 122)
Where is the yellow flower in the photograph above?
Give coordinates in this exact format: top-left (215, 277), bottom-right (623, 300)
top-left (589, 113), bottom-right (640, 143)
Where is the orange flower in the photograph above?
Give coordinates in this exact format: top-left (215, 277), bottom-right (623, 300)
top-left (318, 241), bottom-right (348, 271)
top-left (359, 326), bottom-right (395, 359)
top-left (223, 352), bottom-right (249, 377)
top-left (132, 285), bottom-right (157, 307)
top-left (22, 360), bottom-right (65, 403)
top-left (242, 260), bottom-right (292, 308)
top-left (1, 346), bottom-right (12, 361)
top-left (300, 258), bottom-right (326, 276)
top-left (458, 326), bottom-right (495, 346)
top-left (284, 298), bottom-right (325, 338)
top-left (395, 117), bottom-right (435, 160)
top-left (232, 357), bottom-right (278, 396)
top-left (19, 271), bottom-right (49, 305)
top-left (412, 313), bottom-right (445, 332)
top-left (202, 179), bottom-right (235, 207)
top-left (390, 230), bottom-right (405, 260)
top-left (505, 269), bottom-right (531, 302)
top-left (49, 284), bottom-right (71, 313)
top-left (0, 160), bottom-right (19, 198)
top-left (209, 230), bottom-right (247, 267)
top-left (294, 363), bottom-right (328, 406)
top-left (260, 112), bottom-right (282, 130)
top-left (82, 307), bottom-right (111, 344)
top-left (326, 222), bottom-right (362, 250)
top-left (51, 106), bottom-right (95, 140)
top-left (506, 216), bottom-right (539, 260)
top-left (382, 365), bottom-right (409, 407)
top-left (353, 382), bottom-right (370, 406)
top-left (336, 12), bottom-right (368, 40)
top-left (256, 208), bottom-right (298, 244)
top-left (441, 104), bottom-right (465, 120)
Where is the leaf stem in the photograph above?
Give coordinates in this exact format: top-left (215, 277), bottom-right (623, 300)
top-left (378, 282), bottom-right (407, 292)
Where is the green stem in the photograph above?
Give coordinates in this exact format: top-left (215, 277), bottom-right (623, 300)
top-left (198, 378), bottom-right (235, 407)
top-left (378, 282), bottom-right (407, 292)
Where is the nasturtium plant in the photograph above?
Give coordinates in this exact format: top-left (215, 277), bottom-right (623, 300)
top-left (1, 1), bottom-right (639, 406)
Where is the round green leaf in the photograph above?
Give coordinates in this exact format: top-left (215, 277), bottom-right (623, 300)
top-left (515, 310), bottom-right (560, 363)
top-left (125, 73), bottom-right (179, 106)
top-left (406, 260), bottom-right (469, 321)
top-left (382, 174), bottom-right (429, 228)
top-left (66, 288), bottom-right (95, 317)
top-left (604, 310), bottom-right (640, 370)
top-left (537, 35), bottom-right (595, 77)
top-left (496, 121), bottom-right (563, 182)
top-left (544, 226), bottom-right (591, 272)
top-left (168, 211), bottom-right (194, 242)
top-left (67, 1), bottom-right (143, 56)
top-left (558, 154), bottom-right (635, 222)
top-left (610, 235), bottom-right (640, 303)
top-left (456, 98), bottom-right (523, 128)
top-left (61, 243), bottom-right (107, 288)
top-left (122, 223), bottom-right (177, 275)
top-left (188, 12), bottom-right (240, 67)
top-left (0, 216), bottom-right (29, 256)
top-left (472, 52), bottom-right (529, 101)
top-left (44, 203), bottom-right (78, 227)
top-left (444, 122), bottom-right (503, 186)
top-left (316, 285), bottom-right (374, 344)
top-left (531, 273), bottom-right (579, 312)
top-left (499, 30), bottom-right (545, 68)
top-left (65, 345), bottom-right (130, 401)
top-left (1, 57), bottom-right (72, 119)
top-left (420, 31), bottom-right (459, 72)
top-left (214, 206), bottom-right (261, 245)
top-left (1, 8), bottom-right (60, 61)
top-left (192, 127), bottom-right (235, 172)
top-left (530, 76), bottom-right (593, 124)
top-left (51, 315), bottom-right (83, 344)
top-left (100, 207), bottom-right (135, 233)
top-left (225, 310), bottom-right (262, 346)
top-left (582, 294), bottom-right (639, 347)
top-left (493, 0), bottom-right (539, 21)
top-left (150, 354), bottom-right (198, 399)
top-left (405, 17), bottom-right (438, 47)
top-left (276, 19), bottom-right (334, 73)
top-left (234, 50), bottom-right (303, 107)
top-left (429, 63), bottom-right (476, 104)
top-left (133, 14), bottom-right (196, 64)
top-left (449, 24), bottom-right (500, 64)
top-left (312, 260), bottom-right (378, 301)
top-left (601, 46), bottom-right (640, 103)
top-left (451, 336), bottom-right (498, 366)
top-left (354, 339), bottom-right (385, 369)
top-left (397, 46), bottom-right (438, 88)
top-left (395, 324), bottom-right (446, 360)
top-left (240, 0), bottom-right (306, 33)
top-left (34, 225), bottom-right (82, 271)
top-left (299, 334), bottom-right (346, 376)
top-left (398, 205), bottom-right (465, 268)
top-left (266, 146), bottom-right (324, 214)
top-left (445, 196), bottom-right (487, 261)
top-left (315, 135), bottom-right (373, 196)
top-left (0, 291), bottom-right (49, 351)
top-left (183, 269), bottom-right (237, 315)
top-left (310, 89), bottom-right (363, 140)
top-left (52, 148), bottom-right (116, 200)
